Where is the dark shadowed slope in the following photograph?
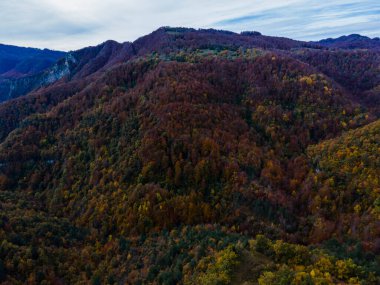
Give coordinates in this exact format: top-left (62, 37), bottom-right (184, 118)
top-left (0, 44), bottom-right (65, 78)
top-left (0, 44), bottom-right (65, 103)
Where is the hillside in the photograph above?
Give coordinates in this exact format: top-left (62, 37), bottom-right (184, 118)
top-left (0, 27), bottom-right (379, 284)
top-left (2, 28), bottom-right (380, 105)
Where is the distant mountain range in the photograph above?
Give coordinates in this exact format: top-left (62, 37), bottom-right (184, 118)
top-left (316, 33), bottom-right (380, 49)
top-left (0, 44), bottom-right (65, 102)
top-left (0, 44), bottom-right (65, 78)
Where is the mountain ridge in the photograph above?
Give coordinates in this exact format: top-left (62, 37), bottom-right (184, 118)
top-left (1, 27), bottom-right (379, 104)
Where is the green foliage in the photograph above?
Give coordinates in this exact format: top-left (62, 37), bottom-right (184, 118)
top-left (250, 236), bottom-right (378, 285)
top-left (193, 246), bottom-right (240, 285)
top-left (258, 266), bottom-right (295, 285)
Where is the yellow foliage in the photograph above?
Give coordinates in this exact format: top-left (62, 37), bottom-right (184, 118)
top-left (195, 246), bottom-right (239, 285)
top-left (299, 76), bottom-right (314, 85)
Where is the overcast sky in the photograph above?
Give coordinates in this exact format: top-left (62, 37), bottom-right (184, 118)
top-left (1, 0), bottom-right (379, 51)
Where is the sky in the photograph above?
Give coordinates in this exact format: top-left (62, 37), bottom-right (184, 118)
top-left (1, 0), bottom-right (379, 51)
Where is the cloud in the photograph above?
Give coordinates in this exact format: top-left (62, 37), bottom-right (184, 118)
top-left (214, 0), bottom-right (380, 40)
top-left (0, 0), bottom-right (378, 51)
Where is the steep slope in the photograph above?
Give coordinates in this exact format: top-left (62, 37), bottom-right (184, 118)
top-left (302, 119), bottom-right (380, 250)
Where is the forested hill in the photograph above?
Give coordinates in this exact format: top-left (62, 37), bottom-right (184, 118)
top-left (1, 28), bottom-right (379, 104)
top-left (0, 27), bottom-right (379, 284)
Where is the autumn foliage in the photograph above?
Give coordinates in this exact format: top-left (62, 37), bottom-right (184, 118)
top-left (0, 27), bottom-right (379, 284)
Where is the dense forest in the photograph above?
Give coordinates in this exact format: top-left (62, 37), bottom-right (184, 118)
top-left (0, 27), bottom-right (379, 284)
